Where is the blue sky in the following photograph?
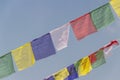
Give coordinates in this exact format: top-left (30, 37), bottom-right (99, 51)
top-left (0, 0), bottom-right (120, 80)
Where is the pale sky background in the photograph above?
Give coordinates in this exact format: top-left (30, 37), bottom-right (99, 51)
top-left (0, 0), bottom-right (120, 80)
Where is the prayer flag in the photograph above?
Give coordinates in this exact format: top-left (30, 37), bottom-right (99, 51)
top-left (89, 52), bottom-right (97, 65)
top-left (65, 64), bottom-right (78, 80)
top-left (70, 13), bottom-right (97, 40)
top-left (90, 50), bottom-right (106, 69)
top-left (91, 3), bottom-right (115, 29)
top-left (31, 33), bottom-right (56, 60)
top-left (54, 68), bottom-right (69, 80)
top-left (102, 40), bottom-right (119, 56)
top-left (50, 23), bottom-right (70, 51)
top-left (110, 0), bottom-right (120, 17)
top-left (103, 46), bottom-right (113, 56)
top-left (0, 53), bottom-right (15, 78)
top-left (12, 42), bottom-right (35, 71)
top-left (74, 56), bottom-right (92, 76)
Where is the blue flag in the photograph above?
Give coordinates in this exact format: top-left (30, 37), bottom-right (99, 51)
top-left (65, 64), bottom-right (78, 80)
top-left (31, 33), bottom-right (56, 60)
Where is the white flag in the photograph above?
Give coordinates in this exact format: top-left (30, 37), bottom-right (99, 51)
top-left (103, 46), bottom-right (113, 57)
top-left (50, 23), bottom-right (70, 51)
top-left (102, 40), bottom-right (119, 57)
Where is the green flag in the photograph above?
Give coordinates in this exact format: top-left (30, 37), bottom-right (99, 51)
top-left (92, 50), bottom-right (106, 69)
top-left (91, 3), bottom-right (114, 30)
top-left (0, 52), bottom-right (15, 78)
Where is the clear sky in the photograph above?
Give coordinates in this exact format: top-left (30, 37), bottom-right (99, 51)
top-left (0, 0), bottom-right (120, 80)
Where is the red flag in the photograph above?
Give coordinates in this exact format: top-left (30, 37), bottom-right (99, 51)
top-left (89, 52), bottom-right (97, 64)
top-left (70, 13), bottom-right (97, 40)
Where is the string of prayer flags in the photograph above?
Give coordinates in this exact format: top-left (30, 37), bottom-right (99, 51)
top-left (65, 64), bottom-right (78, 80)
top-left (54, 68), bottom-right (69, 80)
top-left (110, 0), bottom-right (120, 17)
top-left (11, 42), bottom-right (35, 71)
top-left (74, 56), bottom-right (92, 76)
top-left (0, 1), bottom-right (119, 78)
top-left (31, 33), bottom-right (56, 60)
top-left (44, 40), bottom-right (119, 80)
top-left (91, 3), bottom-right (115, 30)
top-left (89, 50), bottom-right (106, 69)
top-left (0, 53), bottom-right (15, 78)
top-left (45, 50), bottom-right (106, 80)
top-left (50, 23), bottom-right (70, 51)
top-left (70, 13), bottom-right (97, 40)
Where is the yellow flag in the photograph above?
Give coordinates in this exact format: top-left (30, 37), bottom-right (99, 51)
top-left (54, 68), bottom-right (69, 80)
top-left (110, 0), bottom-right (120, 17)
top-left (75, 56), bottom-right (92, 76)
top-left (12, 42), bottom-right (35, 71)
